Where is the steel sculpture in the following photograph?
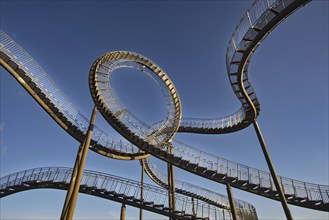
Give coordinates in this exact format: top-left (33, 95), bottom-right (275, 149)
top-left (1, 0), bottom-right (328, 219)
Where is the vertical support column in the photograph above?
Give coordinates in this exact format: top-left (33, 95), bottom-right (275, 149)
top-left (167, 145), bottom-right (176, 220)
top-left (60, 106), bottom-right (97, 220)
top-left (60, 142), bottom-right (84, 219)
top-left (253, 121), bottom-right (293, 220)
top-left (139, 160), bottom-right (145, 220)
top-left (226, 183), bottom-right (238, 220)
top-left (120, 203), bottom-right (126, 220)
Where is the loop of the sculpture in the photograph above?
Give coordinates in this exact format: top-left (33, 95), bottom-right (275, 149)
top-left (89, 51), bottom-right (182, 148)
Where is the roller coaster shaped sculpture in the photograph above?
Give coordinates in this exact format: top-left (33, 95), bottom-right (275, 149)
top-left (0, 0), bottom-right (328, 219)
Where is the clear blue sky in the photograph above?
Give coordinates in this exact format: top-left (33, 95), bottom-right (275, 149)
top-left (1, 0), bottom-right (328, 219)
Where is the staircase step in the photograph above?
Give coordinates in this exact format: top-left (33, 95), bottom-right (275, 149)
top-left (213, 173), bottom-right (226, 180)
top-left (7, 60), bottom-right (19, 70)
top-left (234, 180), bottom-right (248, 187)
top-left (107, 190), bottom-right (117, 195)
top-left (183, 214), bottom-right (194, 219)
top-left (159, 150), bottom-right (166, 157)
top-left (306, 200), bottom-right (322, 205)
top-left (143, 201), bottom-right (154, 206)
top-left (165, 153), bottom-right (174, 160)
top-left (282, 193), bottom-right (294, 199)
top-left (179, 159), bottom-right (189, 167)
top-left (174, 210), bottom-right (185, 215)
top-left (236, 48), bottom-right (246, 53)
top-left (225, 176), bottom-right (236, 183)
top-left (133, 198), bottom-right (142, 203)
top-left (186, 163), bottom-right (198, 170)
top-left (153, 204), bottom-right (164, 208)
top-left (95, 188), bottom-right (107, 193)
top-left (124, 195), bottom-right (134, 200)
top-left (252, 26), bottom-right (262, 32)
top-left (269, 7), bottom-right (280, 15)
top-left (243, 37), bottom-right (253, 42)
top-left (246, 183), bottom-right (259, 190)
top-left (116, 193), bottom-right (124, 197)
top-left (163, 207), bottom-right (172, 212)
top-left (172, 156), bottom-right (182, 163)
top-left (196, 166), bottom-right (207, 174)
top-left (294, 196), bottom-right (308, 202)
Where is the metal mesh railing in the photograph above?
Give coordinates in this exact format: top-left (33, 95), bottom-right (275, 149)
top-left (180, 107), bottom-right (246, 129)
top-left (0, 30), bottom-right (141, 155)
top-left (0, 167), bottom-right (233, 219)
top-left (226, 0), bottom-right (292, 68)
top-left (167, 140), bottom-right (329, 205)
top-left (144, 158), bottom-right (258, 218)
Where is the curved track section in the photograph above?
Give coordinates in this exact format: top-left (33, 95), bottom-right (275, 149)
top-left (0, 167), bottom-right (233, 220)
top-left (142, 158), bottom-right (258, 219)
top-left (0, 30), bottom-right (256, 216)
top-left (179, 0), bottom-right (311, 134)
top-left (0, 32), bottom-right (148, 161)
top-left (89, 51), bottom-right (182, 148)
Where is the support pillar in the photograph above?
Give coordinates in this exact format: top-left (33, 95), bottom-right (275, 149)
top-left (253, 120), bottom-right (293, 220)
top-left (226, 183), bottom-right (238, 220)
top-left (120, 203), bottom-right (126, 220)
top-left (167, 145), bottom-right (176, 220)
top-left (139, 160), bottom-right (145, 220)
top-left (60, 142), bottom-right (84, 219)
top-left (60, 106), bottom-right (97, 220)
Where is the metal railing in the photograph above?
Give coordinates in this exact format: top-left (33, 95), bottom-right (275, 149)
top-left (0, 30), bottom-right (141, 156)
top-left (180, 107), bottom-right (246, 129)
top-left (144, 158), bottom-right (258, 219)
top-left (0, 167), bottom-right (233, 219)
top-left (167, 139), bottom-right (329, 205)
top-left (226, 0), bottom-right (287, 68)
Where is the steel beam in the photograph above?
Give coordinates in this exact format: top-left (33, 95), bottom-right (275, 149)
top-left (140, 160), bottom-right (144, 220)
top-left (226, 183), bottom-right (238, 220)
top-left (61, 106), bottom-right (97, 220)
top-left (167, 145), bottom-right (176, 220)
top-left (253, 120), bottom-right (293, 220)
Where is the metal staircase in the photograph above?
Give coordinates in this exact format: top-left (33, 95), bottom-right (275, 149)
top-left (0, 167), bottom-right (232, 220)
top-left (142, 158), bottom-right (258, 219)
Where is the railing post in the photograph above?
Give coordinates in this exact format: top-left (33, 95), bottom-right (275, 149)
top-left (60, 106), bottom-right (97, 220)
top-left (318, 185), bottom-right (324, 202)
top-left (292, 180), bottom-right (297, 197)
top-left (253, 121), bottom-right (293, 220)
top-left (192, 197), bottom-right (196, 218)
